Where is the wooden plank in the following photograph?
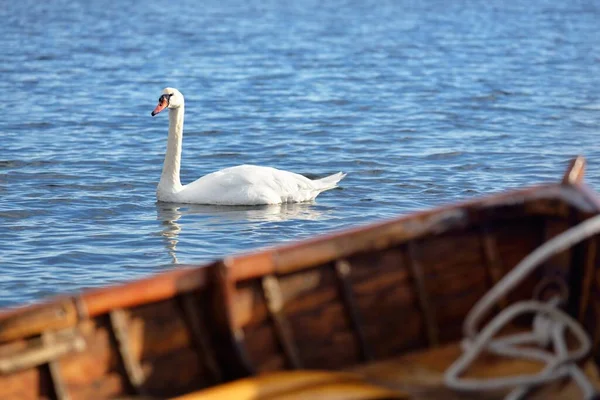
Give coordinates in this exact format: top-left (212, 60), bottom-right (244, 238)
top-left (578, 238), bottom-right (597, 322)
top-left (536, 219), bottom-right (571, 304)
top-left (212, 264), bottom-right (256, 377)
top-left (334, 260), bottom-right (373, 362)
top-left (41, 331), bottom-right (71, 400)
top-left (261, 275), bottom-right (302, 369)
top-left (406, 243), bottom-right (439, 348)
top-left (0, 300), bottom-right (79, 344)
top-left (480, 228), bottom-right (509, 309)
top-left (562, 155), bottom-right (586, 185)
top-left (84, 267), bottom-right (210, 317)
top-left (0, 329), bottom-right (85, 375)
top-left (109, 309), bottom-right (145, 394)
top-left (180, 293), bottom-right (222, 384)
top-left (274, 210), bottom-right (468, 276)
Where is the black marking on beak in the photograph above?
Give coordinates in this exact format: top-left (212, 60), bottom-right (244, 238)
top-left (159, 93), bottom-right (174, 105)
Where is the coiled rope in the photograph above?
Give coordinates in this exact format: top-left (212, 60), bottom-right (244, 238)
top-left (445, 214), bottom-right (600, 399)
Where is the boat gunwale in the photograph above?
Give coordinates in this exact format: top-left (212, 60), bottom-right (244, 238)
top-left (225, 182), bottom-right (600, 281)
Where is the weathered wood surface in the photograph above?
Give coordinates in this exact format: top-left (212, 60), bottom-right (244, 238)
top-left (349, 339), bottom-right (600, 400)
top-left (0, 156), bottom-right (599, 399)
top-left (169, 370), bottom-right (409, 400)
top-left (563, 155), bottom-right (586, 185)
top-left (229, 217), bottom-right (549, 375)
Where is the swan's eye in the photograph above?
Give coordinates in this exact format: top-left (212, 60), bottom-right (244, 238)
top-left (158, 95), bottom-right (171, 105)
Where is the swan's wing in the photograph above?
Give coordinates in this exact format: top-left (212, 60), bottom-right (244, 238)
top-left (180, 165), bottom-right (321, 205)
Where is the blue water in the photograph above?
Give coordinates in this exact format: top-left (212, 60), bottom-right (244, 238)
top-left (1, 0), bottom-right (600, 308)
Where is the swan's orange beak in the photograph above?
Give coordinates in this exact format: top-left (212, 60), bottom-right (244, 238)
top-left (151, 99), bottom-right (168, 116)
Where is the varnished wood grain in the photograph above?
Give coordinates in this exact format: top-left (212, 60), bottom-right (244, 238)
top-left (350, 338), bottom-right (600, 400)
top-left (562, 155), bottom-right (586, 185)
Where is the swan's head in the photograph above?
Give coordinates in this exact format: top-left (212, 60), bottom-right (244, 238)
top-left (151, 88), bottom-right (184, 116)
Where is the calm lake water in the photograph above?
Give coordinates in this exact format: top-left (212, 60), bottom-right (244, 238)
top-left (1, 0), bottom-right (600, 307)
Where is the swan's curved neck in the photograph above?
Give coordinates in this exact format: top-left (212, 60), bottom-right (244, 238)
top-left (159, 106), bottom-right (185, 193)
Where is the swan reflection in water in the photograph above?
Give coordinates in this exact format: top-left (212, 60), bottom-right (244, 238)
top-left (156, 202), bottom-right (330, 264)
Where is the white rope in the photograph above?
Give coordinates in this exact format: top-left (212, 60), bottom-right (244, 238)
top-left (444, 213), bottom-right (600, 399)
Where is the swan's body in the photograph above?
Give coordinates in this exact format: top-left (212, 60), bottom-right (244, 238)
top-left (151, 88), bottom-right (346, 205)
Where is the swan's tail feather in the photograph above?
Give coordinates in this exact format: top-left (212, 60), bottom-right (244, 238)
top-left (313, 172), bottom-right (347, 192)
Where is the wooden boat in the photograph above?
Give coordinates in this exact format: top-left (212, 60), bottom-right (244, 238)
top-left (1, 156), bottom-right (600, 400)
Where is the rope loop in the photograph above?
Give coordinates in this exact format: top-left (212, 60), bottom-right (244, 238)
top-left (445, 214), bottom-right (600, 399)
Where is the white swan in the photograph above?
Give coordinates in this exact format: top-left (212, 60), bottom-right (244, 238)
top-left (150, 88), bottom-right (346, 205)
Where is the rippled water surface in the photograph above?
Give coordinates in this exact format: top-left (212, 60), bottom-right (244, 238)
top-left (2, 0), bottom-right (600, 307)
